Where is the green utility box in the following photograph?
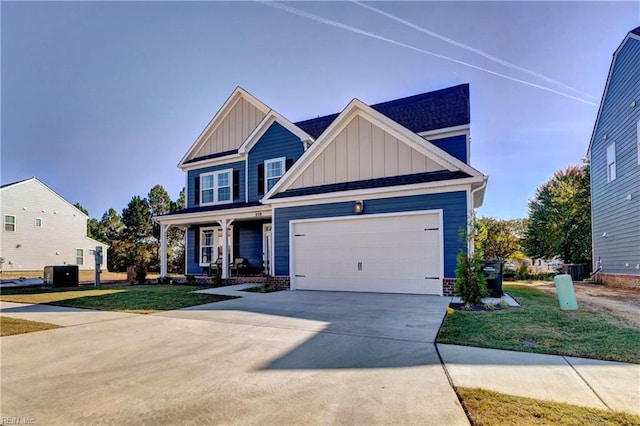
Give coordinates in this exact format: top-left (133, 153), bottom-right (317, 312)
top-left (554, 274), bottom-right (578, 310)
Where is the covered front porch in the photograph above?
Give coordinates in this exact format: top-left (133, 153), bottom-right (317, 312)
top-left (156, 203), bottom-right (273, 279)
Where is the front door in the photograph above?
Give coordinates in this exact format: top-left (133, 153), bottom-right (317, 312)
top-left (263, 224), bottom-right (273, 276)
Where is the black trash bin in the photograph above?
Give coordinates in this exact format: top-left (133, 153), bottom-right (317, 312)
top-left (44, 265), bottom-right (79, 287)
top-left (481, 259), bottom-right (505, 298)
top-left (562, 264), bottom-right (584, 282)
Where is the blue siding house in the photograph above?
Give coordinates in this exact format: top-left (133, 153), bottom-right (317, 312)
top-left (157, 85), bottom-right (487, 296)
top-left (588, 26), bottom-right (640, 289)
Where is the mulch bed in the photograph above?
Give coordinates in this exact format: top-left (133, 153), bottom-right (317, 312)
top-left (449, 302), bottom-right (507, 312)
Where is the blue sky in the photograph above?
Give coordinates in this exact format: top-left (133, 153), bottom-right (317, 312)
top-left (2, 1), bottom-right (638, 220)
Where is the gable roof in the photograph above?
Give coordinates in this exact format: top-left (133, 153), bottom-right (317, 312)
top-left (295, 84), bottom-right (470, 139)
top-left (178, 87), bottom-right (271, 168)
top-left (263, 97), bottom-right (484, 202)
top-left (1, 177), bottom-right (89, 219)
top-left (588, 26), bottom-right (640, 154)
top-left (238, 109), bottom-right (313, 154)
top-left (1, 177), bottom-right (35, 189)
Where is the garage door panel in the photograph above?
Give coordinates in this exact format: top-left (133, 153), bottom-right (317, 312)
top-left (292, 212), bottom-right (442, 295)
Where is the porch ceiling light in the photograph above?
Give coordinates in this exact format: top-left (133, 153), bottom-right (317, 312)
top-left (354, 200), bottom-right (364, 214)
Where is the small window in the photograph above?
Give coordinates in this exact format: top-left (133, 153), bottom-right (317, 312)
top-left (34, 218), bottom-right (43, 228)
top-left (4, 215), bottom-right (15, 232)
top-left (265, 157), bottom-right (285, 193)
top-left (200, 169), bottom-right (233, 205)
top-left (606, 142), bottom-right (616, 182)
top-left (76, 249), bottom-right (84, 265)
top-left (89, 249), bottom-right (96, 256)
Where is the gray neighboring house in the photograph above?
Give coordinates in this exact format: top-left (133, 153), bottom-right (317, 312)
top-left (588, 26), bottom-right (640, 288)
top-left (0, 177), bottom-right (107, 274)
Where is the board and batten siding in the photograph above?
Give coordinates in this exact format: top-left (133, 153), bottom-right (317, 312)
top-left (190, 98), bottom-right (266, 160)
top-left (247, 122), bottom-right (305, 202)
top-left (187, 161), bottom-right (245, 208)
top-left (273, 191), bottom-right (467, 278)
top-left (289, 116), bottom-right (445, 190)
top-left (0, 179), bottom-right (107, 271)
top-left (591, 36), bottom-right (640, 275)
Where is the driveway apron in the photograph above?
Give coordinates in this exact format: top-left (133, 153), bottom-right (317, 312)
top-left (1, 291), bottom-right (467, 425)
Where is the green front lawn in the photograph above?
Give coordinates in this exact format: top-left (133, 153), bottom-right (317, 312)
top-left (456, 387), bottom-right (640, 426)
top-left (0, 285), bottom-right (236, 314)
top-left (438, 283), bottom-right (640, 363)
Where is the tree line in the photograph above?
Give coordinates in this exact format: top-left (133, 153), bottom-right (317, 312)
top-left (75, 185), bottom-right (185, 273)
top-left (475, 162), bottom-right (591, 271)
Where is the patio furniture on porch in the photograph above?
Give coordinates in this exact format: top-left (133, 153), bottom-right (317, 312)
top-left (208, 258), bottom-right (222, 277)
top-left (230, 258), bottom-right (248, 276)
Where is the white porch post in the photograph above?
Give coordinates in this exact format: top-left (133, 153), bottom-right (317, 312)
top-left (219, 219), bottom-right (234, 279)
top-left (160, 223), bottom-right (169, 277)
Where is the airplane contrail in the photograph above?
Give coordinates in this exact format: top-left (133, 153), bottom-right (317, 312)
top-left (258, 1), bottom-right (598, 107)
top-left (353, 0), bottom-right (598, 100)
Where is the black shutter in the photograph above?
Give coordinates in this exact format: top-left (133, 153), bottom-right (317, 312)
top-left (193, 227), bottom-right (200, 264)
top-left (257, 164), bottom-right (265, 196)
top-left (233, 170), bottom-right (240, 201)
top-left (286, 158), bottom-right (294, 171)
top-left (194, 176), bottom-right (200, 205)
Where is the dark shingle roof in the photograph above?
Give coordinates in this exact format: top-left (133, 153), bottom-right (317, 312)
top-left (271, 170), bottom-right (471, 199)
top-left (1, 177), bottom-right (35, 189)
top-left (159, 201), bottom-right (263, 217)
top-left (295, 84), bottom-right (470, 139)
top-left (184, 149), bottom-right (239, 165)
top-left (632, 26), bottom-right (640, 36)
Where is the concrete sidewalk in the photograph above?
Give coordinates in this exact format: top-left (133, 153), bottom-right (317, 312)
top-left (438, 343), bottom-right (640, 415)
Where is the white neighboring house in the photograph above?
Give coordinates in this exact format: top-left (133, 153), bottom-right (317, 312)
top-left (0, 177), bottom-right (107, 273)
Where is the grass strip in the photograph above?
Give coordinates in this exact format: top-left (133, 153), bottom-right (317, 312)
top-left (0, 285), bottom-right (236, 314)
top-left (438, 283), bottom-right (640, 363)
top-left (1, 316), bottom-right (60, 336)
top-left (456, 387), bottom-right (640, 426)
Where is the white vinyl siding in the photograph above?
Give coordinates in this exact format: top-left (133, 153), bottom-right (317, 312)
top-left (265, 157), bottom-right (285, 193)
top-left (606, 142), bottom-right (617, 182)
top-left (200, 169), bottom-right (233, 206)
top-left (4, 215), bottom-right (15, 232)
top-left (76, 249), bottom-right (84, 265)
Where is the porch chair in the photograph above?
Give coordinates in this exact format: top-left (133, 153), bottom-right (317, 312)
top-left (208, 258), bottom-right (222, 277)
top-left (230, 258), bottom-right (248, 276)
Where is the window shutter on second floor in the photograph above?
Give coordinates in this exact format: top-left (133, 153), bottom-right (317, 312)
top-left (257, 164), bottom-right (265, 195)
top-left (286, 158), bottom-right (293, 171)
top-left (233, 170), bottom-right (240, 200)
top-left (194, 177), bottom-right (200, 205)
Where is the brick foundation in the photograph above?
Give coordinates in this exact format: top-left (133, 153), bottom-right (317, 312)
top-left (596, 273), bottom-right (640, 291)
top-left (442, 278), bottom-right (456, 296)
top-left (177, 275), bottom-right (291, 290)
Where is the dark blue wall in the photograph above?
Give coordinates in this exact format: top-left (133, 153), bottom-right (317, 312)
top-left (247, 122), bottom-right (305, 202)
top-left (273, 191), bottom-right (467, 278)
top-left (187, 160), bottom-right (245, 208)
top-left (431, 135), bottom-right (467, 163)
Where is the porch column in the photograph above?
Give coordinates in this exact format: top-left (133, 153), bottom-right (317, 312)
top-left (219, 219), bottom-right (234, 279)
top-left (160, 223), bottom-right (170, 277)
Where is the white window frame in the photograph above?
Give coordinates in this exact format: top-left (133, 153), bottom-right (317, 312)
top-left (76, 249), bottom-right (84, 265)
top-left (199, 226), bottom-right (234, 267)
top-left (4, 215), bottom-right (15, 232)
top-left (34, 218), bottom-right (43, 228)
top-left (200, 169), bottom-right (233, 206)
top-left (606, 142), bottom-right (616, 182)
top-left (264, 157), bottom-right (286, 194)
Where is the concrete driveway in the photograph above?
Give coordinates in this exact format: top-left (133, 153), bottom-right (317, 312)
top-left (1, 291), bottom-right (466, 425)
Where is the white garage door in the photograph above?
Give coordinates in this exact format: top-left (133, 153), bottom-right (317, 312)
top-left (291, 211), bottom-right (442, 295)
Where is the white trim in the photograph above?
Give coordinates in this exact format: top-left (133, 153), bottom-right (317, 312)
top-left (264, 157), bottom-right (286, 194)
top-left (606, 142), bottom-right (616, 182)
top-left (262, 223), bottom-right (274, 276)
top-left (178, 87), bottom-right (271, 167)
top-left (289, 209), bottom-right (445, 295)
top-left (34, 217), bottom-right (43, 228)
top-left (155, 205), bottom-right (271, 226)
top-left (238, 110), bottom-right (313, 154)
top-left (198, 226), bottom-right (216, 267)
top-left (418, 124), bottom-right (469, 138)
top-left (588, 31), bottom-right (640, 155)
top-left (262, 98), bottom-right (484, 201)
top-left (76, 248), bottom-right (84, 266)
top-left (199, 169), bottom-right (233, 206)
top-left (245, 157), bottom-right (249, 202)
top-left (265, 179), bottom-right (480, 207)
top-left (180, 153), bottom-right (244, 171)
